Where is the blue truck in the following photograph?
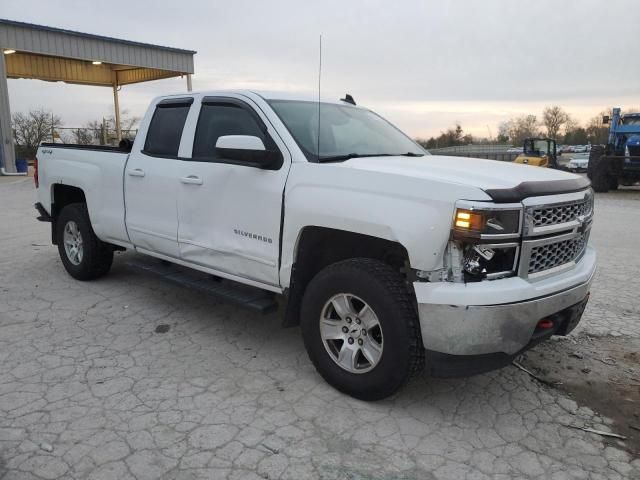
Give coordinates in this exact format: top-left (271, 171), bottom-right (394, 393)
top-left (588, 108), bottom-right (640, 192)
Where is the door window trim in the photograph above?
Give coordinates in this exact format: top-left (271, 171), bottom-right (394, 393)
top-left (141, 97), bottom-right (194, 159)
top-left (188, 97), bottom-right (283, 169)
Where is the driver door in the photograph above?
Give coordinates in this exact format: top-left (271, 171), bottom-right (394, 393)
top-left (176, 95), bottom-right (291, 288)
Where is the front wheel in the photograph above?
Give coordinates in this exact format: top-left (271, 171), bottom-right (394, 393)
top-left (57, 203), bottom-right (113, 280)
top-left (300, 258), bottom-right (425, 400)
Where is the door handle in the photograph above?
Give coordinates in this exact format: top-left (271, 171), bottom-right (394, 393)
top-left (127, 168), bottom-right (145, 177)
top-left (180, 175), bottom-right (203, 185)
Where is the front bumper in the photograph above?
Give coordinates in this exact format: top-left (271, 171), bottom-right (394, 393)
top-left (413, 246), bottom-right (596, 362)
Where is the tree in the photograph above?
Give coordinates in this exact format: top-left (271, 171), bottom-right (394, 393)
top-left (542, 106), bottom-right (569, 140)
top-left (84, 110), bottom-right (140, 145)
top-left (416, 123), bottom-right (472, 149)
top-left (103, 110), bottom-right (139, 141)
top-left (116, 110), bottom-right (139, 134)
top-left (12, 109), bottom-right (63, 158)
top-left (72, 128), bottom-right (94, 145)
top-left (501, 115), bottom-right (540, 146)
top-left (585, 111), bottom-right (610, 145)
top-left (563, 123), bottom-right (589, 145)
top-left (563, 116), bottom-right (579, 136)
top-left (496, 122), bottom-right (510, 144)
top-left (441, 124), bottom-right (464, 146)
top-left (85, 120), bottom-right (108, 145)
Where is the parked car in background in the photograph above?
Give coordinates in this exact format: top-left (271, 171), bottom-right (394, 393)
top-left (567, 154), bottom-right (589, 172)
top-left (560, 145), bottom-right (574, 154)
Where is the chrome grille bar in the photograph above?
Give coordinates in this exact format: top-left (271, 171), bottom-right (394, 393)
top-left (518, 189), bottom-right (593, 279)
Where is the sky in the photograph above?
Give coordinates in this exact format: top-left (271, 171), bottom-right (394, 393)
top-left (3, 0), bottom-right (638, 139)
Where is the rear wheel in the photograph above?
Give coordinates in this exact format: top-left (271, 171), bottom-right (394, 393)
top-left (587, 145), bottom-right (612, 192)
top-left (57, 203), bottom-right (113, 280)
top-left (300, 258), bottom-right (424, 400)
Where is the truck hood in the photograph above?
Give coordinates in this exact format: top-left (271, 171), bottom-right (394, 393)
top-left (339, 155), bottom-right (589, 202)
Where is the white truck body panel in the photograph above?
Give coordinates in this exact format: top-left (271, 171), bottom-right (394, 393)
top-left (37, 147), bottom-right (130, 246)
top-left (125, 154), bottom-right (183, 257)
top-left (280, 160), bottom-right (491, 287)
top-left (170, 93), bottom-right (292, 286)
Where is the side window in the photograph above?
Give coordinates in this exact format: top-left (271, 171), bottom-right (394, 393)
top-left (192, 103), bottom-right (269, 161)
top-left (143, 100), bottom-right (192, 157)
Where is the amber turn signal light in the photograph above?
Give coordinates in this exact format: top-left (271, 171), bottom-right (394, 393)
top-left (454, 209), bottom-right (484, 231)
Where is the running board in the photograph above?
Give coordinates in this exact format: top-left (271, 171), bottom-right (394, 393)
top-left (126, 258), bottom-right (278, 314)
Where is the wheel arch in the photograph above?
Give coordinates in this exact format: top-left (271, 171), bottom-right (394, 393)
top-left (50, 184), bottom-right (87, 244)
top-left (282, 226), bottom-right (412, 327)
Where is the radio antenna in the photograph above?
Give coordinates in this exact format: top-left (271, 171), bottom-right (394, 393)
top-left (317, 34), bottom-right (322, 161)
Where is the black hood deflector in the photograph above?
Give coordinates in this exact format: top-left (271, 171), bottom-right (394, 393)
top-left (484, 176), bottom-right (591, 203)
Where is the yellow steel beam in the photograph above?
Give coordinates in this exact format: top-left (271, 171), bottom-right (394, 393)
top-left (5, 52), bottom-right (184, 86)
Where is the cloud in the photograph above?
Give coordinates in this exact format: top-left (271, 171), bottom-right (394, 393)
top-left (4, 0), bottom-right (638, 138)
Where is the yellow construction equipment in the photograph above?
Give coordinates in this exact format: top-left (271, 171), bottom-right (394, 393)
top-left (514, 138), bottom-right (558, 168)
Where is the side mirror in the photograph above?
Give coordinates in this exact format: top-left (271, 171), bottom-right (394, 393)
top-left (602, 115), bottom-right (610, 125)
top-left (215, 135), bottom-right (279, 168)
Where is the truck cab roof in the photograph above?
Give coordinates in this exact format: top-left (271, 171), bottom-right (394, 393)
top-left (154, 89), bottom-right (361, 108)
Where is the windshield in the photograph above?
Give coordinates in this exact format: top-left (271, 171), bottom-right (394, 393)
top-left (268, 100), bottom-right (427, 162)
top-left (622, 117), bottom-right (640, 126)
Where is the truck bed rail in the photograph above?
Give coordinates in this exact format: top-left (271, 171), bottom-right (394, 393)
top-left (40, 142), bottom-right (131, 153)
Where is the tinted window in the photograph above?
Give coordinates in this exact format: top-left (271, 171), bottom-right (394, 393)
top-left (144, 105), bottom-right (191, 156)
top-left (193, 104), bottom-right (265, 161)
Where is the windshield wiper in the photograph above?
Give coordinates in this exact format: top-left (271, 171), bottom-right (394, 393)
top-left (317, 153), bottom-right (393, 163)
top-left (317, 152), bottom-right (424, 163)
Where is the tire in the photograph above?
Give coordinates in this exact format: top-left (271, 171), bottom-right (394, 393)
top-left (587, 145), bottom-right (611, 192)
top-left (300, 258), bottom-right (425, 400)
top-left (56, 203), bottom-right (113, 280)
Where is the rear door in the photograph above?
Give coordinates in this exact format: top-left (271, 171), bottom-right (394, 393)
top-left (124, 97), bottom-right (193, 258)
top-left (176, 95), bottom-right (291, 287)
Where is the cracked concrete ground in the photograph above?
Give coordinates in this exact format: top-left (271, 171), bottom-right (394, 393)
top-left (0, 176), bottom-right (638, 480)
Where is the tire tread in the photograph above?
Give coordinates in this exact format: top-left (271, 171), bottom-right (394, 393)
top-left (301, 258), bottom-right (425, 400)
top-left (587, 145), bottom-right (611, 193)
top-left (57, 203), bottom-right (113, 280)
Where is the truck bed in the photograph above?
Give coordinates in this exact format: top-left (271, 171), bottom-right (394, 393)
top-left (37, 143), bottom-right (131, 246)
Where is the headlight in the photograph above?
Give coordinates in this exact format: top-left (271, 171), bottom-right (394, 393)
top-left (449, 202), bottom-right (522, 281)
top-left (453, 203), bottom-right (522, 239)
top-left (459, 242), bottom-right (519, 279)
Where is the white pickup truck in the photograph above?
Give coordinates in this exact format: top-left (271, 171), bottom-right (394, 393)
top-left (35, 91), bottom-right (596, 400)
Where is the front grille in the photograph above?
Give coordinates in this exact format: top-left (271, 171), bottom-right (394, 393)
top-left (531, 199), bottom-right (590, 228)
top-left (528, 234), bottom-right (586, 274)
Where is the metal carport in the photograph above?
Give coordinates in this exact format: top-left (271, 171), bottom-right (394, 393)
top-left (0, 18), bottom-right (196, 173)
